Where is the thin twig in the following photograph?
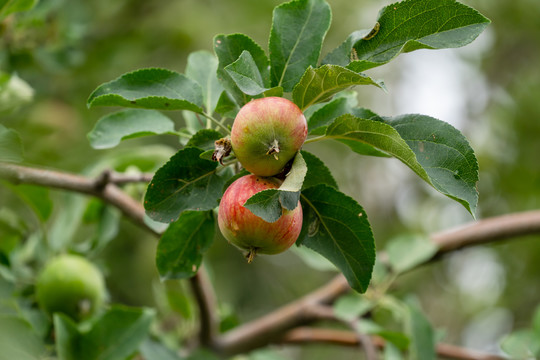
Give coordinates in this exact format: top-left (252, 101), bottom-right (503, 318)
top-left (0, 162), bottom-right (157, 235)
top-left (281, 327), bottom-right (505, 360)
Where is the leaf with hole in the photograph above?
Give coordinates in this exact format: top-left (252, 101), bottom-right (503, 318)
top-left (346, 0), bottom-right (491, 72)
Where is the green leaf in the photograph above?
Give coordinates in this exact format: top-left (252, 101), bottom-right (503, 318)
top-left (406, 301), bottom-right (436, 360)
top-left (165, 283), bottom-right (193, 319)
top-left (6, 184), bottom-right (53, 221)
top-left (0, 72), bottom-right (34, 113)
top-left (334, 294), bottom-right (373, 322)
top-left (87, 109), bottom-right (175, 149)
top-left (0, 0), bottom-right (37, 19)
top-left (291, 245), bottom-right (336, 272)
top-left (214, 33), bottom-right (270, 105)
top-left (356, 319), bottom-right (411, 351)
top-left (185, 50), bottom-right (224, 114)
top-left (299, 184), bottom-right (375, 293)
top-left (533, 305), bottom-right (540, 335)
top-left (91, 205), bottom-right (121, 254)
top-left (144, 147), bottom-right (228, 223)
top-left (386, 235), bottom-right (437, 274)
top-left (388, 114), bottom-right (479, 215)
top-left (347, 0), bottom-right (490, 72)
top-left (87, 68), bottom-right (204, 112)
top-left (323, 114), bottom-right (478, 214)
top-left (292, 65), bottom-right (384, 111)
top-left (244, 152), bottom-right (307, 222)
top-left (139, 339), bottom-right (183, 360)
top-left (225, 51), bottom-right (268, 96)
top-left (55, 306), bottom-right (155, 360)
top-left (54, 314), bottom-right (79, 360)
top-left (301, 150), bottom-right (338, 190)
top-left (324, 114), bottom-right (413, 159)
top-left (306, 91), bottom-right (357, 133)
top-left (384, 342), bottom-right (404, 360)
top-left (0, 315), bottom-right (46, 360)
top-left (243, 190), bottom-right (283, 223)
top-left (307, 97), bottom-right (391, 158)
top-left (156, 211), bottom-right (215, 280)
top-left (377, 331), bottom-right (410, 351)
top-left (262, 87), bottom-right (284, 98)
top-left (501, 330), bottom-right (540, 359)
top-left (185, 129), bottom-right (223, 151)
top-left (279, 151), bottom-right (307, 194)
top-left (214, 91), bottom-right (239, 118)
top-left (269, 0), bottom-right (332, 92)
top-left (0, 125), bottom-right (23, 162)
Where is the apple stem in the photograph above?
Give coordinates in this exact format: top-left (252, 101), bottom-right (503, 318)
top-left (266, 139), bottom-right (280, 160)
top-left (246, 248), bottom-right (259, 263)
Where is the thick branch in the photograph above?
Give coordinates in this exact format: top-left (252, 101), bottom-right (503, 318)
top-left (215, 275), bottom-right (349, 355)
top-left (189, 269), bottom-right (219, 348)
top-left (217, 209), bottom-right (540, 356)
top-left (281, 328), bottom-right (505, 360)
top-left (432, 210), bottom-right (540, 254)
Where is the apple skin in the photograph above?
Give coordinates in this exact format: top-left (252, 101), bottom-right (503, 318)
top-left (231, 97), bottom-right (307, 177)
top-left (218, 174), bottom-right (303, 257)
top-left (36, 254), bottom-right (106, 321)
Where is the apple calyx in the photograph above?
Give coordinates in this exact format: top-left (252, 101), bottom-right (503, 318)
top-left (266, 139), bottom-right (280, 160)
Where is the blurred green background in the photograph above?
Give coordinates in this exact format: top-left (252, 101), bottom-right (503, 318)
top-left (1, 0), bottom-right (540, 358)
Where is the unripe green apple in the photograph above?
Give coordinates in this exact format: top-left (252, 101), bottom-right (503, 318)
top-left (36, 254), bottom-right (106, 321)
top-left (218, 174), bottom-right (303, 262)
top-left (231, 97), bottom-right (307, 176)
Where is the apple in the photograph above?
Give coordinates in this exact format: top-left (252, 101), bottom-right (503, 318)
top-left (231, 97), bottom-right (307, 176)
top-left (36, 254), bottom-right (106, 321)
top-left (218, 174), bottom-right (302, 262)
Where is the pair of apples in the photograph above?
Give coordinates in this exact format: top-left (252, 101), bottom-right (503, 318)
top-left (35, 98), bottom-right (307, 322)
top-left (218, 97), bottom-right (307, 262)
